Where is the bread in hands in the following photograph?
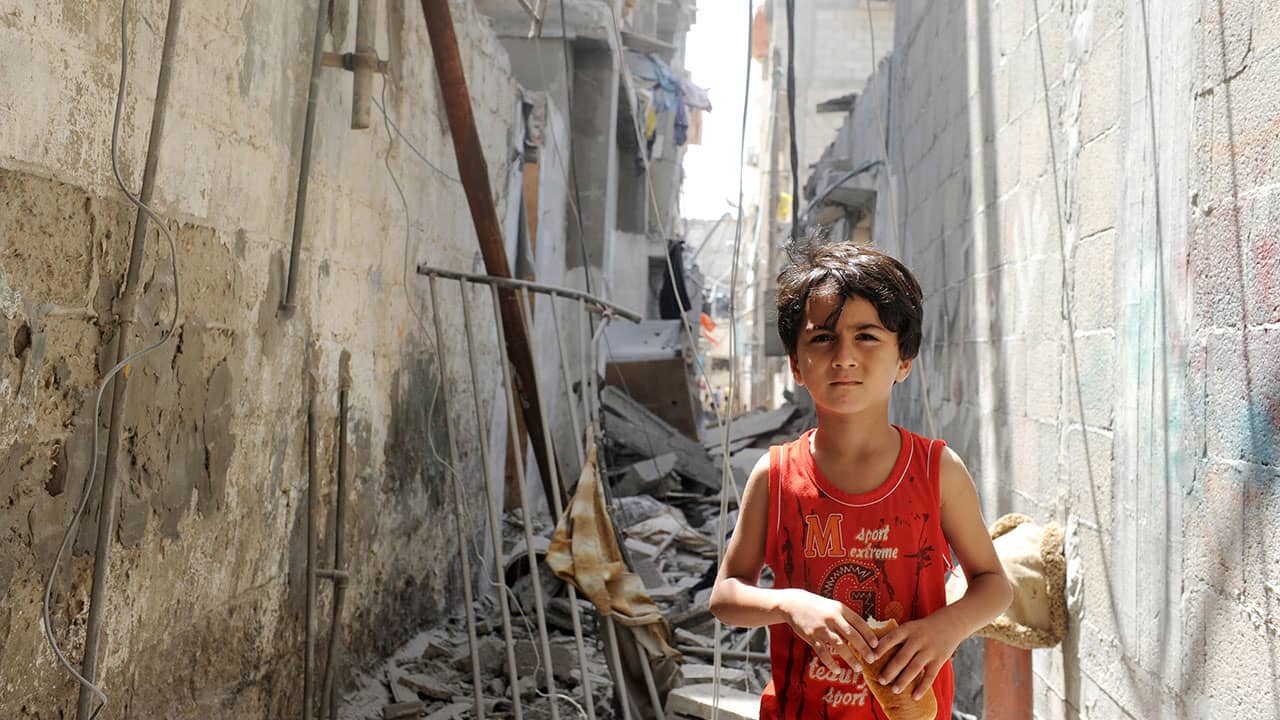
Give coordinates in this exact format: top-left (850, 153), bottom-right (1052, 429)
top-left (859, 618), bottom-right (938, 720)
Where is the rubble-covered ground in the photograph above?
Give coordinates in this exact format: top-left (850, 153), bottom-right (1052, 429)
top-left (337, 396), bottom-right (813, 720)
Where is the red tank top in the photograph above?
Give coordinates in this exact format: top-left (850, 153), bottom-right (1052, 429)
top-left (760, 426), bottom-right (954, 719)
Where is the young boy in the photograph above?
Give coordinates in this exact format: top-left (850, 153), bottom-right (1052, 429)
top-left (710, 239), bottom-right (1012, 718)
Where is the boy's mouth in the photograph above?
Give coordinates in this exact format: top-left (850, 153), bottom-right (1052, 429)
top-left (829, 379), bottom-right (862, 386)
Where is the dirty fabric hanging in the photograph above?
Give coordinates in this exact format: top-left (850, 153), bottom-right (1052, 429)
top-left (546, 442), bottom-right (679, 659)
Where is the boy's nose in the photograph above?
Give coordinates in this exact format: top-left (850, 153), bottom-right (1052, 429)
top-left (833, 344), bottom-right (859, 368)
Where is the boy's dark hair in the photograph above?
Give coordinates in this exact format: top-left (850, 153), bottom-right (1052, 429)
top-left (775, 228), bottom-right (924, 359)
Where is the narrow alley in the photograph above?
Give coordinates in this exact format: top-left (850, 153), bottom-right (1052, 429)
top-left (0, 1), bottom-right (1277, 719)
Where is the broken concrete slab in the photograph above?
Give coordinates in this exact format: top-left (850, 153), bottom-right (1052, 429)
top-left (601, 386), bottom-right (719, 490)
top-left (449, 635), bottom-right (506, 675)
top-left (386, 666), bottom-right (420, 705)
top-left (397, 671), bottom-right (456, 701)
top-left (382, 700), bottom-right (425, 719)
top-left (423, 701), bottom-right (469, 720)
top-left (681, 663), bottom-right (752, 689)
top-left (667, 683), bottom-right (760, 720)
top-left (704, 406), bottom-right (797, 452)
top-left (612, 452), bottom-right (678, 497)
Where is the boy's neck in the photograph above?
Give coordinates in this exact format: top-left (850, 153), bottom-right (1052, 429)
top-left (811, 406), bottom-right (897, 461)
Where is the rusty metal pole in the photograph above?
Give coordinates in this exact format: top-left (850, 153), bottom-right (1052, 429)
top-left (350, 0), bottom-right (376, 129)
top-left (416, 0), bottom-right (564, 512)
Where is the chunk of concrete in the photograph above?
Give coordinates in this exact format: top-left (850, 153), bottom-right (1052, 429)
top-left (667, 683), bottom-right (759, 720)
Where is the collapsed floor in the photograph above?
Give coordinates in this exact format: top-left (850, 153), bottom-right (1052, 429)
top-left (336, 390), bottom-right (817, 720)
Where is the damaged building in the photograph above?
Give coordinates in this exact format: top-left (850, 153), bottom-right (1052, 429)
top-left (0, 0), bottom-right (738, 717)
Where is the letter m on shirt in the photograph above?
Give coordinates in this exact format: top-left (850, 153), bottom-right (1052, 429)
top-left (803, 514), bottom-right (847, 558)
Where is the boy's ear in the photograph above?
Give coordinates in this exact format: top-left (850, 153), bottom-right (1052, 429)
top-left (895, 357), bottom-right (913, 384)
top-left (789, 352), bottom-right (805, 386)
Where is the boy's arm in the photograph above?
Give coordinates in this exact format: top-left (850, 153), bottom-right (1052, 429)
top-left (872, 447), bottom-right (1013, 699)
top-left (710, 452), bottom-right (880, 672)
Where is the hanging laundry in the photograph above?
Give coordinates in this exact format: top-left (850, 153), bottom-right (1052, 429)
top-left (677, 78), bottom-right (712, 112)
top-left (673, 93), bottom-right (689, 147)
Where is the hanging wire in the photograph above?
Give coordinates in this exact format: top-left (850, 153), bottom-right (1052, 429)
top-left (862, 0), bottom-right (938, 438)
top-left (711, 2), bottom-right (757, 717)
top-left (42, 1), bottom-right (183, 717)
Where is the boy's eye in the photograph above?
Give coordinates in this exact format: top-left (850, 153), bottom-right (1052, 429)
top-left (810, 333), bottom-right (835, 343)
top-left (857, 333), bottom-right (879, 342)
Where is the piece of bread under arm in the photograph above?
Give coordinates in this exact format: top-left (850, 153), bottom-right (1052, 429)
top-left (858, 618), bottom-right (938, 720)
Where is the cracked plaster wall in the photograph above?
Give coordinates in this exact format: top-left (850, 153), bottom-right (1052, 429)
top-left (0, 0), bottom-right (544, 716)
top-left (824, 0), bottom-right (1280, 717)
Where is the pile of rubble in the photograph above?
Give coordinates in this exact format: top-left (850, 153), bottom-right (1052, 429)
top-left (339, 386), bottom-right (815, 720)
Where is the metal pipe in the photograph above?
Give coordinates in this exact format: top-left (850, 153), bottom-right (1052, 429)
top-left (76, 2), bottom-right (183, 716)
top-left (319, 359), bottom-right (352, 720)
top-left (416, 264), bottom-right (641, 324)
top-left (351, 0), bottom-right (376, 129)
top-left (676, 646), bottom-right (769, 662)
top-left (304, 380), bottom-right (318, 720)
top-left (519, 290), bottom-right (595, 720)
top-left (633, 634), bottom-right (666, 720)
top-left (549, 299), bottom-right (585, 468)
top-left (603, 618), bottom-right (633, 720)
top-left (527, 0), bottom-right (548, 37)
top-left (282, 0), bottom-right (329, 311)
top-left (459, 280), bottom-right (524, 720)
top-left (490, 285), bottom-right (560, 720)
top-left (416, 0), bottom-right (563, 514)
top-left (428, 276), bottom-right (486, 720)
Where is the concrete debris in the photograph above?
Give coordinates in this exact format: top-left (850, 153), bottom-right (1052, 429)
top-left (338, 389), bottom-right (807, 719)
top-left (382, 700), bottom-right (426, 719)
top-left (667, 684), bottom-right (760, 720)
top-left (703, 405), bottom-right (797, 453)
top-left (612, 452), bottom-right (678, 497)
top-left (601, 386), bottom-right (720, 490)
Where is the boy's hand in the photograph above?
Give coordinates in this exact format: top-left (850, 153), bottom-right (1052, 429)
top-left (872, 611), bottom-right (967, 700)
top-left (779, 589), bottom-right (880, 674)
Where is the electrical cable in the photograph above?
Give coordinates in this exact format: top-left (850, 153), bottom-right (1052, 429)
top-left (529, 8), bottom-right (666, 467)
top-left (602, 4), bottom-right (735, 436)
top-left (711, 3), bottom-right (757, 717)
top-left (42, 1), bottom-right (183, 717)
top-left (862, 0), bottom-right (938, 438)
top-left (785, 0), bottom-right (799, 244)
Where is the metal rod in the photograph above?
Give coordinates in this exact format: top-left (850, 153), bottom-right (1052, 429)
top-left (304, 382), bottom-right (318, 720)
top-left (320, 363), bottom-right (352, 720)
top-left (527, 0), bottom-right (548, 37)
top-left (459, 280), bottom-right (524, 720)
top-left (675, 646), bottom-right (769, 662)
top-left (550, 299), bottom-right (585, 467)
top-left (282, 0), bottom-right (328, 311)
top-left (416, 0), bottom-right (563, 516)
top-left (633, 633), bottom-right (666, 720)
top-left (520, 290), bottom-right (595, 720)
top-left (491, 285), bottom-right (560, 720)
top-left (417, 264), bottom-right (641, 323)
top-left (428, 276), bottom-right (486, 720)
top-left (351, 0), bottom-right (376, 129)
top-left (603, 618), bottom-right (633, 720)
top-left (77, 2), bottom-right (183, 716)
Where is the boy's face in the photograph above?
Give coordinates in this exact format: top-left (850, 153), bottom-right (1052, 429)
top-left (788, 293), bottom-right (912, 415)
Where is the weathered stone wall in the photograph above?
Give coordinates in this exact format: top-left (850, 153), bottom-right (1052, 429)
top-left (0, 0), bottom-right (540, 716)
top-left (835, 0), bottom-right (1280, 716)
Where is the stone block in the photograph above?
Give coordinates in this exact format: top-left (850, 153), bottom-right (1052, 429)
top-left (1075, 131), bottom-right (1120, 238)
top-left (1080, 28), bottom-right (1122, 144)
top-left (1062, 330), bottom-right (1115, 429)
top-left (1071, 230), bottom-right (1115, 332)
top-left (1065, 426), bottom-right (1113, 531)
top-left (1183, 461), bottom-right (1246, 598)
top-left (1205, 327), bottom-right (1280, 466)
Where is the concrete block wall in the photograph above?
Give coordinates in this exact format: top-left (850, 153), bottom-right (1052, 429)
top-left (835, 0), bottom-right (1280, 716)
top-left (0, 0), bottom-right (546, 716)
